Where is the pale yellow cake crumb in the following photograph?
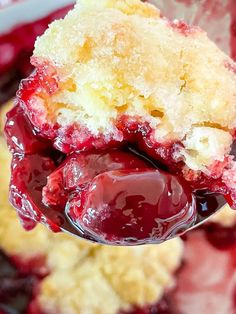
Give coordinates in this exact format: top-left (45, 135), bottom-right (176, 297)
top-left (38, 238), bottom-right (183, 314)
top-left (33, 0), bottom-right (236, 175)
top-left (210, 204), bottom-right (236, 228)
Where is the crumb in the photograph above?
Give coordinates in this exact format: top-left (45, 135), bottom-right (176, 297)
top-left (210, 204), bottom-right (236, 228)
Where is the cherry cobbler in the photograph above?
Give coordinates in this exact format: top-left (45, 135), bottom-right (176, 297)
top-left (2, 105), bottom-right (236, 313)
top-left (4, 0), bottom-right (236, 245)
top-left (2, 1), bottom-right (236, 313)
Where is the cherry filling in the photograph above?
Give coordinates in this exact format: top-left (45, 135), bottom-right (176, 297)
top-left (67, 169), bottom-right (195, 244)
top-left (45, 153), bottom-right (195, 244)
top-left (5, 102), bottom-right (226, 245)
top-left (0, 250), bottom-right (45, 314)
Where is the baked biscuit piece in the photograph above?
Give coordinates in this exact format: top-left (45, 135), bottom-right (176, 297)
top-left (28, 0), bottom-right (236, 179)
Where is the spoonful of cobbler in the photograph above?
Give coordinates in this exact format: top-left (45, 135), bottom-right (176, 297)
top-left (4, 0), bottom-right (236, 245)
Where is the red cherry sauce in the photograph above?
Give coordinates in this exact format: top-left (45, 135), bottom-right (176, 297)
top-left (66, 167), bottom-right (195, 245)
top-left (0, 5), bottom-right (73, 104)
top-left (5, 101), bottom-right (226, 245)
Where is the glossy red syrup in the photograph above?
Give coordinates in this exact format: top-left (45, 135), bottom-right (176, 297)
top-left (42, 149), bottom-right (196, 244)
top-left (0, 5), bottom-right (72, 104)
top-left (64, 159), bottom-right (195, 244)
top-left (5, 102), bottom-right (226, 245)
